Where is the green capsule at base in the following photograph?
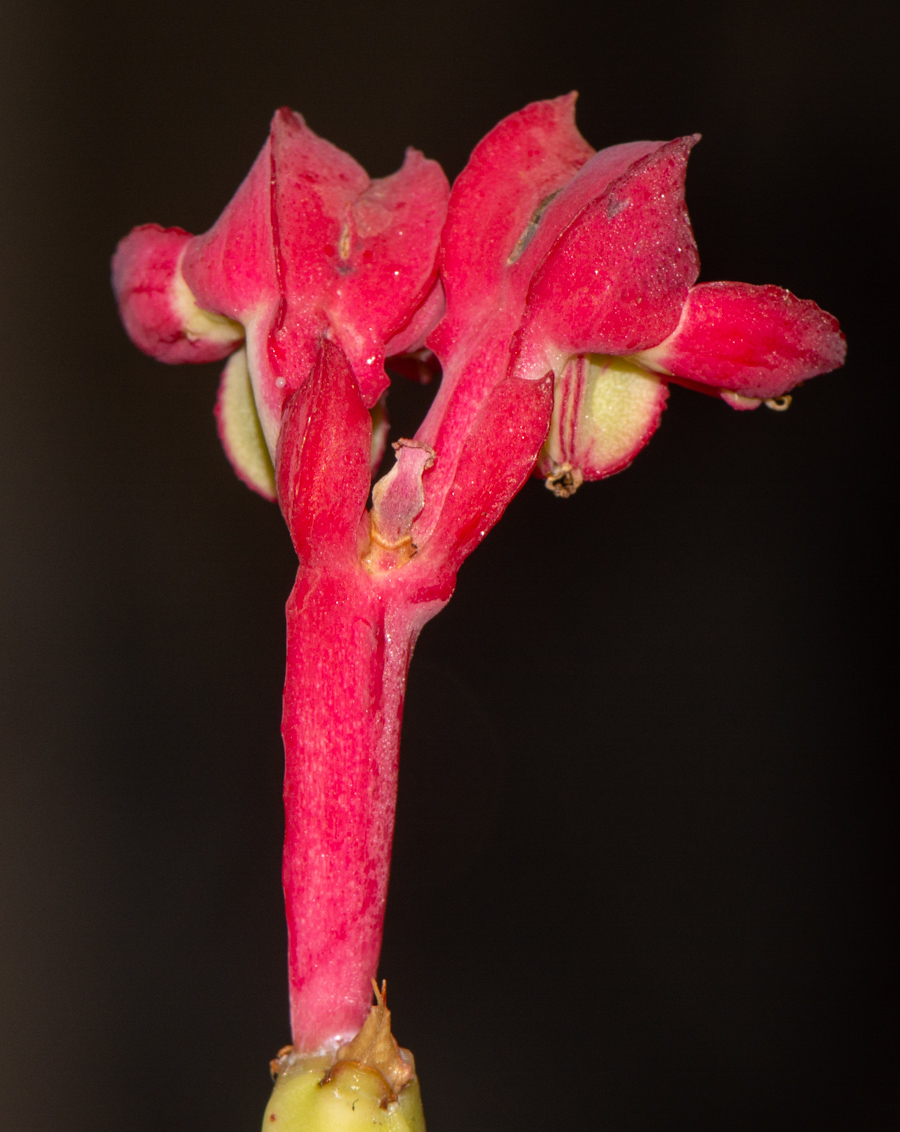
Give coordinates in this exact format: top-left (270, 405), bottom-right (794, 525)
top-left (262, 1054), bottom-right (425, 1132)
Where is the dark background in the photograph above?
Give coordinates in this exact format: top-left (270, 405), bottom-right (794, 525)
top-left (1, 1), bottom-right (896, 1128)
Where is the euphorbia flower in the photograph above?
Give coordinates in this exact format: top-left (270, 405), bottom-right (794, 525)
top-left (113, 107), bottom-right (449, 497)
top-left (414, 95), bottom-right (844, 507)
top-left (113, 95), bottom-right (844, 1132)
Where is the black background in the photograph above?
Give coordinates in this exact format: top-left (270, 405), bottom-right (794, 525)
top-left (1, 1), bottom-right (896, 1128)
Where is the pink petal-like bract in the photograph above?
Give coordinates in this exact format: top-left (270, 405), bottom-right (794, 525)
top-left (115, 109), bottom-right (449, 482)
top-left (414, 95), bottom-right (593, 542)
top-left (637, 280), bottom-right (847, 400)
top-left (513, 135), bottom-right (700, 378)
top-left (183, 109), bottom-right (449, 428)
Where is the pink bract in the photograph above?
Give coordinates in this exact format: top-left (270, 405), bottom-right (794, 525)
top-left (636, 280), bottom-right (846, 402)
top-left (112, 96), bottom-right (845, 1060)
top-left (114, 107), bottom-right (449, 475)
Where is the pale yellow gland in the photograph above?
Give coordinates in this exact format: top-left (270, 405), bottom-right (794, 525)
top-left (217, 344), bottom-right (391, 503)
top-left (541, 354), bottom-right (666, 489)
top-left (218, 347), bottom-right (277, 499)
top-left (171, 264), bottom-right (244, 347)
top-left (582, 357), bottom-right (664, 455)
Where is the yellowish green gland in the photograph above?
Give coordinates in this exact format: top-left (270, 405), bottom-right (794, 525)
top-left (263, 992), bottom-right (425, 1132)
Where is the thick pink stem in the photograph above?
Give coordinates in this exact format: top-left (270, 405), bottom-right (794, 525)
top-left (281, 566), bottom-right (432, 1053)
top-left (273, 340), bottom-right (457, 1053)
top-left (273, 338), bottom-right (545, 1053)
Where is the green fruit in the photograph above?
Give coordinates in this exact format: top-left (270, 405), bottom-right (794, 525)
top-left (262, 1055), bottom-right (425, 1132)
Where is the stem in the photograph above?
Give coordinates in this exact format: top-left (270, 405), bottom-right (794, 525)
top-left (273, 337), bottom-right (547, 1056)
top-left (281, 564), bottom-right (430, 1053)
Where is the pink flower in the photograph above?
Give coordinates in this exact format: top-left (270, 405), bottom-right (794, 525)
top-left (412, 95), bottom-right (845, 505)
top-left (113, 107), bottom-right (449, 499)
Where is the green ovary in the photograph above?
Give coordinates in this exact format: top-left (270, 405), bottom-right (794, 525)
top-left (262, 1057), bottom-right (425, 1132)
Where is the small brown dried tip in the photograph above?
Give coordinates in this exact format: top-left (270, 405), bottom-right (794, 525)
top-left (332, 981), bottom-right (416, 1097)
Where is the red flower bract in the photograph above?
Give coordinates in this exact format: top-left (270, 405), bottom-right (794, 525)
top-left (413, 94), bottom-right (845, 493)
top-left (113, 107), bottom-right (449, 498)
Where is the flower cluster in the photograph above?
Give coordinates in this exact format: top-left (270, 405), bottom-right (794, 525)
top-left (114, 94), bottom-right (844, 532)
top-left (112, 95), bottom-right (845, 1082)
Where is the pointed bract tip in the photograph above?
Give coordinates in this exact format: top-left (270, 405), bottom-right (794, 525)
top-left (273, 105), bottom-right (305, 130)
